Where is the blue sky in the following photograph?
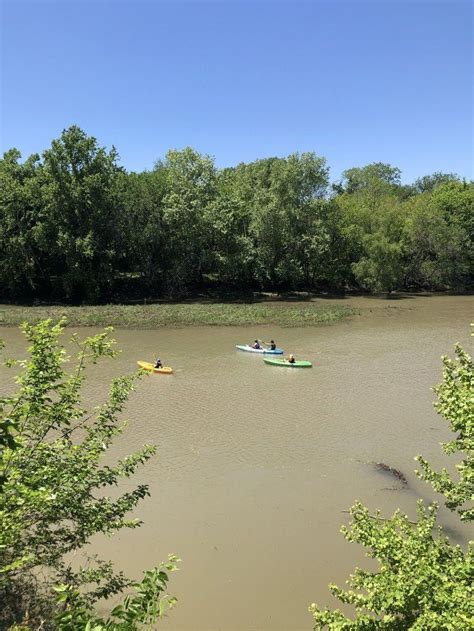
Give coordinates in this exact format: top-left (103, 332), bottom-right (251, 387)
top-left (1, 0), bottom-right (472, 182)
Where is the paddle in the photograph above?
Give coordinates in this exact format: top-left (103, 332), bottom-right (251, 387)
top-left (259, 339), bottom-right (276, 350)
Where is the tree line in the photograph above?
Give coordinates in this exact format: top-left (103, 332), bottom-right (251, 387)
top-left (1, 125), bottom-right (473, 303)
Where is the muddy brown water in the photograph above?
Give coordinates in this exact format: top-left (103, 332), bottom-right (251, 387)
top-left (1, 296), bottom-right (473, 630)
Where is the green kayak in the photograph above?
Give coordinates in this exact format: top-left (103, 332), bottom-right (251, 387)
top-left (263, 358), bottom-right (312, 368)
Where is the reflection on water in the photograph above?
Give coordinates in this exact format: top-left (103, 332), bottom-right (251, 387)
top-left (1, 296), bottom-right (472, 630)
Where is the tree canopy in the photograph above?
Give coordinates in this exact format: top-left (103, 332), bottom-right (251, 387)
top-left (1, 127), bottom-right (472, 302)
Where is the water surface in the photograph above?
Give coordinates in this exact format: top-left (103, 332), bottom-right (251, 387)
top-left (1, 295), bottom-right (472, 630)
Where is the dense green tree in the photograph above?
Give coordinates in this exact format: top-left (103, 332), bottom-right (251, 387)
top-left (352, 231), bottom-right (404, 293)
top-left (335, 186), bottom-right (406, 292)
top-left (412, 172), bottom-right (460, 194)
top-left (0, 149), bottom-right (44, 299)
top-left (338, 162), bottom-right (402, 195)
top-left (40, 126), bottom-right (123, 302)
top-left (431, 181), bottom-right (474, 283)
top-left (161, 147), bottom-right (217, 293)
top-left (288, 198), bottom-right (331, 288)
top-left (114, 167), bottom-right (168, 294)
top-left (402, 193), bottom-right (469, 289)
top-left (233, 153), bottom-right (329, 288)
top-left (204, 168), bottom-right (256, 288)
top-left (306, 199), bottom-right (354, 290)
top-left (0, 129), bottom-right (472, 299)
top-left (311, 502), bottom-right (473, 629)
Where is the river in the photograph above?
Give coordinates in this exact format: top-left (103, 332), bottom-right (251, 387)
top-left (1, 295), bottom-right (472, 630)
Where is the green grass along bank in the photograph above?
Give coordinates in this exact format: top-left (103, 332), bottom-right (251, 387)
top-left (0, 302), bottom-right (356, 329)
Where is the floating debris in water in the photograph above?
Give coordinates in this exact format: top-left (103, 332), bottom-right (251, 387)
top-left (373, 462), bottom-right (408, 487)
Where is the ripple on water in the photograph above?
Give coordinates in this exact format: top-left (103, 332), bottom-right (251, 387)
top-left (1, 297), bottom-right (473, 631)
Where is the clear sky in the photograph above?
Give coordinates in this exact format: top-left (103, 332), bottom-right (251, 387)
top-left (1, 0), bottom-right (472, 182)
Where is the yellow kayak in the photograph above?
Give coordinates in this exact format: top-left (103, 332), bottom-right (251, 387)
top-left (137, 361), bottom-right (173, 375)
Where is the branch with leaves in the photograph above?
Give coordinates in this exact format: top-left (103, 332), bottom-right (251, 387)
top-left (310, 327), bottom-right (474, 629)
top-left (416, 332), bottom-right (474, 521)
top-left (0, 319), bottom-right (178, 629)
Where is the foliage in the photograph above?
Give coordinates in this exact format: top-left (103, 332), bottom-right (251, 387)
top-left (416, 329), bottom-right (474, 521)
top-left (310, 502), bottom-right (473, 629)
top-left (0, 302), bottom-right (355, 329)
top-left (53, 557), bottom-right (179, 630)
top-left (161, 147), bottom-right (217, 292)
top-left (338, 162), bottom-right (402, 195)
top-left (114, 168), bottom-right (168, 293)
top-left (0, 320), bottom-right (177, 629)
top-left (411, 172), bottom-right (460, 195)
top-left (0, 126), bottom-right (473, 301)
top-left (402, 193), bottom-right (469, 289)
top-left (40, 126), bottom-right (123, 301)
top-left (310, 330), bottom-right (474, 629)
top-left (232, 153), bottom-right (330, 288)
top-left (431, 181), bottom-right (474, 283)
top-left (352, 232), bottom-right (404, 293)
top-left (0, 149), bottom-right (44, 300)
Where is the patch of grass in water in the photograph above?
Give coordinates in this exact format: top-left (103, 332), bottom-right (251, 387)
top-left (0, 303), bottom-right (355, 329)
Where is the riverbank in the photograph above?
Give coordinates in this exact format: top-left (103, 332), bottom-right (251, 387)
top-left (0, 302), bottom-right (356, 329)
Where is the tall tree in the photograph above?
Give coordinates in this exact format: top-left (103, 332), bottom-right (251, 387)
top-left (161, 147), bottom-right (217, 293)
top-left (402, 192), bottom-right (469, 289)
top-left (338, 162), bottom-right (402, 195)
top-left (204, 167), bottom-right (256, 288)
top-left (0, 149), bottom-right (44, 300)
top-left (115, 167), bottom-right (168, 294)
top-left (1, 129), bottom-right (473, 300)
top-left (233, 153), bottom-right (329, 288)
top-left (335, 189), bottom-right (406, 293)
top-left (40, 126), bottom-right (123, 302)
top-left (431, 181), bottom-right (474, 284)
top-left (412, 172), bottom-right (460, 194)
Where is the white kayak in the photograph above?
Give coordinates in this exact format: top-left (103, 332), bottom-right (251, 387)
top-left (235, 344), bottom-right (284, 355)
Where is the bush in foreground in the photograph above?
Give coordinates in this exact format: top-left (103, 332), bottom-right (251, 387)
top-left (0, 319), bottom-right (178, 629)
top-left (310, 327), bottom-right (473, 629)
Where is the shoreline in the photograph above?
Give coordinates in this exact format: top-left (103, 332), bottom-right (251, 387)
top-left (1, 294), bottom-right (471, 330)
top-left (0, 302), bottom-right (357, 329)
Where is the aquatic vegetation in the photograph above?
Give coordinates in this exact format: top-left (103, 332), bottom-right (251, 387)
top-left (0, 302), bottom-right (355, 329)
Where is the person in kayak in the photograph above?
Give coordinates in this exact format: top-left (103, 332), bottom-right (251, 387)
top-left (287, 354), bottom-right (296, 364)
top-left (260, 339), bottom-right (277, 350)
top-left (155, 357), bottom-right (163, 368)
top-left (251, 340), bottom-right (261, 349)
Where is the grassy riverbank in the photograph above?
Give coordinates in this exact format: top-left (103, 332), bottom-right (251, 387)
top-left (0, 302), bottom-right (355, 329)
